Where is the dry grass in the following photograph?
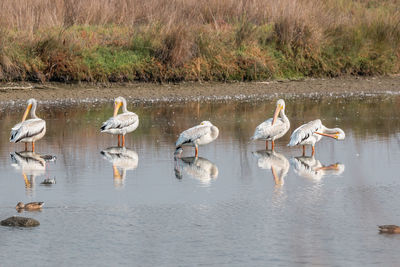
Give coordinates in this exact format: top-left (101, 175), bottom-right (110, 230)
top-left (0, 0), bottom-right (399, 82)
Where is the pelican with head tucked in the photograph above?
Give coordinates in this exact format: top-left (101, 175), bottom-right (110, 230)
top-left (101, 96), bottom-right (139, 147)
top-left (175, 121), bottom-right (219, 157)
top-left (251, 99), bottom-right (290, 150)
top-left (10, 98), bottom-right (46, 152)
top-left (288, 119), bottom-right (345, 156)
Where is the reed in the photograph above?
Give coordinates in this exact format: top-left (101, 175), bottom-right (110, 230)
top-left (0, 0), bottom-right (399, 82)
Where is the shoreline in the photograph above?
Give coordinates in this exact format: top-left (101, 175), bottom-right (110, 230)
top-left (1, 76), bottom-right (400, 105)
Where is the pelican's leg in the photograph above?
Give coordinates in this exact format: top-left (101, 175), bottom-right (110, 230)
top-left (118, 135), bottom-right (121, 147)
top-left (266, 140), bottom-right (268, 150)
top-left (32, 142), bottom-right (35, 152)
top-left (24, 143), bottom-right (28, 151)
top-left (122, 135), bottom-right (125, 147)
top-left (195, 145), bottom-right (198, 158)
top-left (302, 145), bottom-right (306, 156)
top-left (271, 140), bottom-right (275, 151)
top-left (312, 145), bottom-right (315, 156)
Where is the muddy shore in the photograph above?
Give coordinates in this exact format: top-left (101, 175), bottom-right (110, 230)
top-left (1, 76), bottom-right (399, 105)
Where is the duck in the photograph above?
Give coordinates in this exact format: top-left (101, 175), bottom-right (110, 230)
top-left (378, 225), bottom-right (400, 234)
top-left (16, 202), bottom-right (44, 211)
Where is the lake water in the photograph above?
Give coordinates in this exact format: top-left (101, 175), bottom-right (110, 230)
top-left (0, 95), bottom-right (399, 266)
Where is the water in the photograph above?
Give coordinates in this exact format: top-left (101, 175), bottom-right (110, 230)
top-left (0, 96), bottom-right (399, 266)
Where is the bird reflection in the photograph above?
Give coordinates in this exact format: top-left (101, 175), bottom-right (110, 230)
top-left (100, 147), bottom-right (138, 187)
top-left (290, 156), bottom-right (345, 181)
top-left (174, 156), bottom-right (218, 185)
top-left (10, 151), bottom-right (55, 191)
top-left (253, 150), bottom-right (289, 187)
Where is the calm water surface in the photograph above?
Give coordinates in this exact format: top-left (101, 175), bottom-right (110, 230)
top-left (0, 96), bottom-right (400, 266)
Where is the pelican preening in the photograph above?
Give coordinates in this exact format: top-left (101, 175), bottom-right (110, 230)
top-left (101, 96), bottom-right (139, 147)
top-left (175, 121), bottom-right (219, 157)
top-left (10, 99), bottom-right (46, 152)
top-left (251, 99), bottom-right (290, 150)
top-left (288, 119), bottom-right (345, 156)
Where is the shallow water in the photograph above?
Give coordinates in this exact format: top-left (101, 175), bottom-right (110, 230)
top-left (0, 96), bottom-right (399, 266)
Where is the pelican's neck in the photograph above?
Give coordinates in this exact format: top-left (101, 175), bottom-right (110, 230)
top-left (31, 101), bottom-right (38, 119)
top-left (322, 126), bottom-right (340, 134)
top-left (121, 99), bottom-right (128, 113)
top-left (279, 108), bottom-right (289, 123)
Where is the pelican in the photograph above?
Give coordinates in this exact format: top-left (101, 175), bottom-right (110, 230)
top-left (101, 147), bottom-right (139, 187)
top-left (290, 156), bottom-right (345, 181)
top-left (288, 119), bottom-right (345, 156)
top-left (251, 99), bottom-right (290, 150)
top-left (174, 156), bottom-right (218, 185)
top-left (101, 96), bottom-right (139, 147)
top-left (175, 121), bottom-right (219, 157)
top-left (10, 98), bottom-right (46, 152)
top-left (253, 150), bottom-right (289, 186)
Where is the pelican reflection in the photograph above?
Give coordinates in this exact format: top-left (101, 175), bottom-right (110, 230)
top-left (10, 151), bottom-right (55, 189)
top-left (253, 150), bottom-right (289, 187)
top-left (174, 156), bottom-right (218, 185)
top-left (290, 156), bottom-right (345, 181)
top-left (101, 147), bottom-right (139, 187)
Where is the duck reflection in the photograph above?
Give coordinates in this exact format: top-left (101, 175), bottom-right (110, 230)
top-left (174, 156), bottom-right (218, 185)
top-left (10, 151), bottom-right (55, 190)
top-left (290, 156), bottom-right (345, 181)
top-left (100, 147), bottom-right (139, 187)
top-left (253, 150), bottom-right (289, 187)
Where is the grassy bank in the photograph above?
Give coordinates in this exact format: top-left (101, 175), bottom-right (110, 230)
top-left (0, 0), bottom-right (399, 83)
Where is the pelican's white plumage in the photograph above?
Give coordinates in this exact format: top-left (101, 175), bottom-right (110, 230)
top-left (10, 99), bottom-right (46, 152)
top-left (288, 119), bottom-right (345, 156)
top-left (251, 99), bottom-right (290, 150)
top-left (101, 96), bottom-right (139, 147)
top-left (290, 156), bottom-right (345, 181)
top-left (175, 121), bottom-right (219, 157)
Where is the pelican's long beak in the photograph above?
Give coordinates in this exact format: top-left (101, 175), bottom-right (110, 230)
top-left (314, 132), bottom-right (338, 139)
top-left (113, 101), bottom-right (122, 117)
top-left (22, 104), bottom-right (32, 122)
top-left (271, 104), bottom-right (282, 125)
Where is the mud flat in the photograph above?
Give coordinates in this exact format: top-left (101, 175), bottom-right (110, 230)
top-left (0, 76), bottom-right (399, 105)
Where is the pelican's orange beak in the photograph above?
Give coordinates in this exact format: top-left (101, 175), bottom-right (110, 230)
top-left (22, 103), bottom-right (32, 122)
top-left (271, 104), bottom-right (282, 125)
top-left (113, 101), bottom-right (122, 117)
top-left (314, 131), bottom-right (338, 139)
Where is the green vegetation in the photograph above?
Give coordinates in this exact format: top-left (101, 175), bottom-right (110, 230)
top-left (0, 0), bottom-right (399, 83)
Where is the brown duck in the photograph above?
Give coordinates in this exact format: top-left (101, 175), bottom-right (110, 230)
top-left (16, 202), bottom-right (44, 211)
top-left (378, 225), bottom-right (400, 234)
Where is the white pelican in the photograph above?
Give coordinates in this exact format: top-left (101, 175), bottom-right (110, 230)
top-left (251, 99), bottom-right (290, 150)
top-left (288, 119), bottom-right (345, 156)
top-left (174, 156), bottom-right (218, 185)
top-left (101, 147), bottom-right (139, 187)
top-left (253, 150), bottom-right (289, 186)
top-left (101, 96), bottom-right (139, 147)
top-left (290, 156), bottom-right (345, 181)
top-left (175, 121), bottom-right (219, 157)
top-left (10, 99), bottom-right (46, 152)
